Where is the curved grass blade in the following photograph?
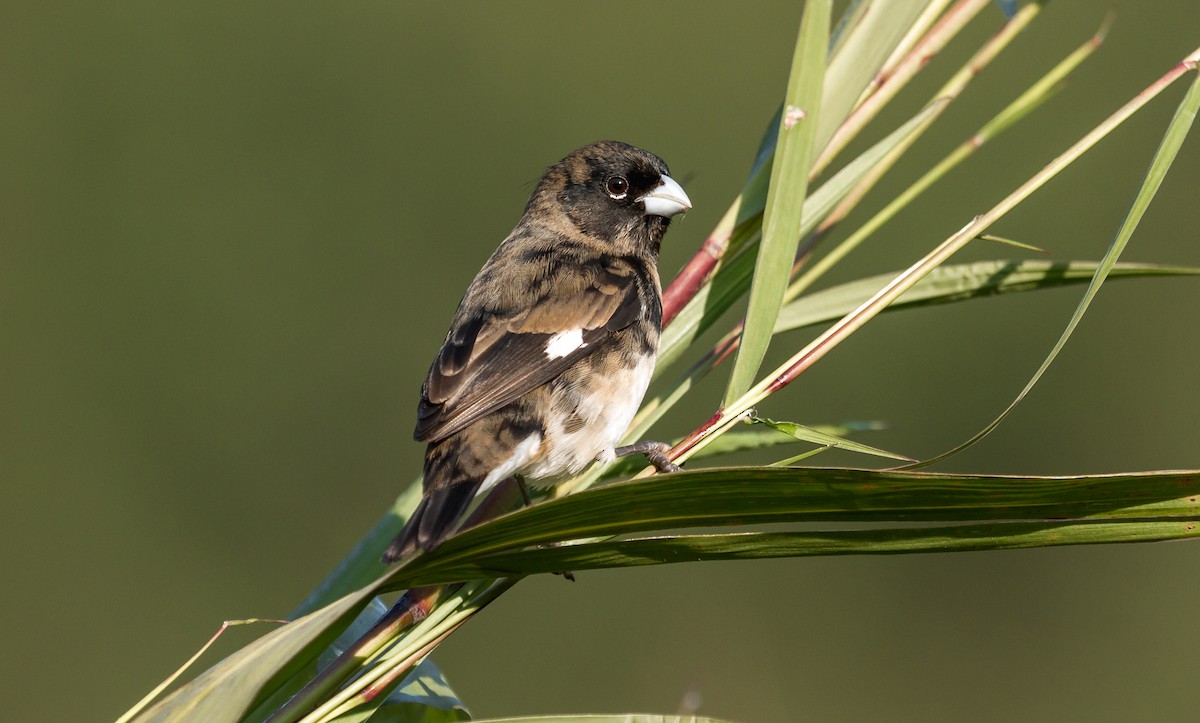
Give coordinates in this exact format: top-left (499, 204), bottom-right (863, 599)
top-left (132, 588), bottom-right (379, 722)
top-left (909, 67), bottom-right (1200, 469)
top-left (116, 618), bottom-right (287, 723)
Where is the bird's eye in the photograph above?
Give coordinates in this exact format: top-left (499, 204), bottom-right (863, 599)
top-left (605, 175), bottom-right (629, 199)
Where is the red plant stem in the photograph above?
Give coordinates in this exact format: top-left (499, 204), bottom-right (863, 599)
top-left (662, 224), bottom-right (734, 326)
top-left (269, 584), bottom-right (452, 722)
top-left (361, 628), bottom-right (457, 703)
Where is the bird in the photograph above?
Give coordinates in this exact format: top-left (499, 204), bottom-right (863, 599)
top-left (382, 141), bottom-right (692, 564)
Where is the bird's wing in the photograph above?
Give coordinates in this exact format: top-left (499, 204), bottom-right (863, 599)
top-left (414, 259), bottom-right (647, 443)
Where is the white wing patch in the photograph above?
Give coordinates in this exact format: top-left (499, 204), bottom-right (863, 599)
top-left (544, 328), bottom-right (586, 359)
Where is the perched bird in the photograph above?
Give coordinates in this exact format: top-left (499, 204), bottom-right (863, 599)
top-left (383, 141), bottom-right (692, 563)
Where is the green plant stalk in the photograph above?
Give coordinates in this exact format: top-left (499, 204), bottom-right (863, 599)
top-left (269, 584), bottom-right (476, 723)
top-left (814, 0), bottom-right (939, 158)
top-left (655, 98), bottom-right (942, 378)
top-left (660, 45), bottom-right (1200, 469)
top-left (810, 0), bottom-right (991, 177)
top-left (868, 0), bottom-right (957, 101)
top-left (318, 626), bottom-right (457, 722)
top-left (908, 58), bottom-right (1200, 469)
top-left (265, 585), bottom-right (455, 723)
top-left (790, 10), bottom-right (1099, 302)
top-left (300, 579), bottom-right (515, 723)
top-left (811, 0), bottom-right (1051, 251)
top-left (266, 592), bottom-right (460, 722)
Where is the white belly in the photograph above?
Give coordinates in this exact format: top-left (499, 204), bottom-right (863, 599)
top-left (523, 357), bottom-right (654, 480)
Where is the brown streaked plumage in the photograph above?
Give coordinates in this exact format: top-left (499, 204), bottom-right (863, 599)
top-left (383, 141), bottom-right (691, 563)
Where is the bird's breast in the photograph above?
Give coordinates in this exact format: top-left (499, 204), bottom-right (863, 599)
top-left (522, 345), bottom-right (655, 480)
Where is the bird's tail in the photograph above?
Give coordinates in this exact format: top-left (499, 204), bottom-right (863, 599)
top-left (382, 451), bottom-right (482, 564)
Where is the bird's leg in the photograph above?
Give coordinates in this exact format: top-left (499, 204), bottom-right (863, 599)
top-left (614, 440), bottom-right (682, 473)
top-left (514, 474), bottom-right (534, 507)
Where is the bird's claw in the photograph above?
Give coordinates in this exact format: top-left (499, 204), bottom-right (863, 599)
top-left (614, 440), bottom-right (682, 473)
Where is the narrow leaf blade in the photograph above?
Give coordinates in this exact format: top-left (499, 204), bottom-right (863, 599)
top-left (409, 519), bottom-right (1200, 581)
top-left (749, 416), bottom-right (911, 462)
top-left (723, 0), bottom-right (829, 404)
top-left (387, 467), bottom-right (1200, 587)
top-left (776, 260), bottom-right (1200, 334)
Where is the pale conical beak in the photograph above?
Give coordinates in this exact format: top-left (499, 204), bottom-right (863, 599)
top-left (639, 174), bottom-right (692, 218)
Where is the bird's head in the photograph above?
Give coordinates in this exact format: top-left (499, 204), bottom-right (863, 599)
top-left (529, 141), bottom-right (691, 257)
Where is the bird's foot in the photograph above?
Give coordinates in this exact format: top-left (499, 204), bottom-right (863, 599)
top-left (614, 440), bottom-right (682, 473)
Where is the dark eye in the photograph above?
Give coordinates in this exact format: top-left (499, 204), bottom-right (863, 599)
top-left (605, 175), bottom-right (629, 198)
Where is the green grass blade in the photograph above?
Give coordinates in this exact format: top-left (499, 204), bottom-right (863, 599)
top-left (116, 618), bottom-right (287, 723)
top-left (387, 467), bottom-right (1200, 587)
top-left (772, 447), bottom-right (835, 466)
top-left (600, 423), bottom-right (886, 478)
top-left (748, 416), bottom-right (911, 462)
top-left (911, 68), bottom-right (1200, 468)
top-left (409, 518), bottom-right (1200, 581)
top-left (721, 0), bottom-right (829, 404)
top-left (132, 588), bottom-right (378, 722)
top-left (776, 260), bottom-right (1200, 334)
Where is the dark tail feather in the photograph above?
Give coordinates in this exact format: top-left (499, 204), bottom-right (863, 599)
top-left (382, 478), bottom-right (481, 564)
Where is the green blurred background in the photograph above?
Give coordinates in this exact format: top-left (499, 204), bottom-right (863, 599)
top-left (3, 2), bottom-right (1199, 721)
